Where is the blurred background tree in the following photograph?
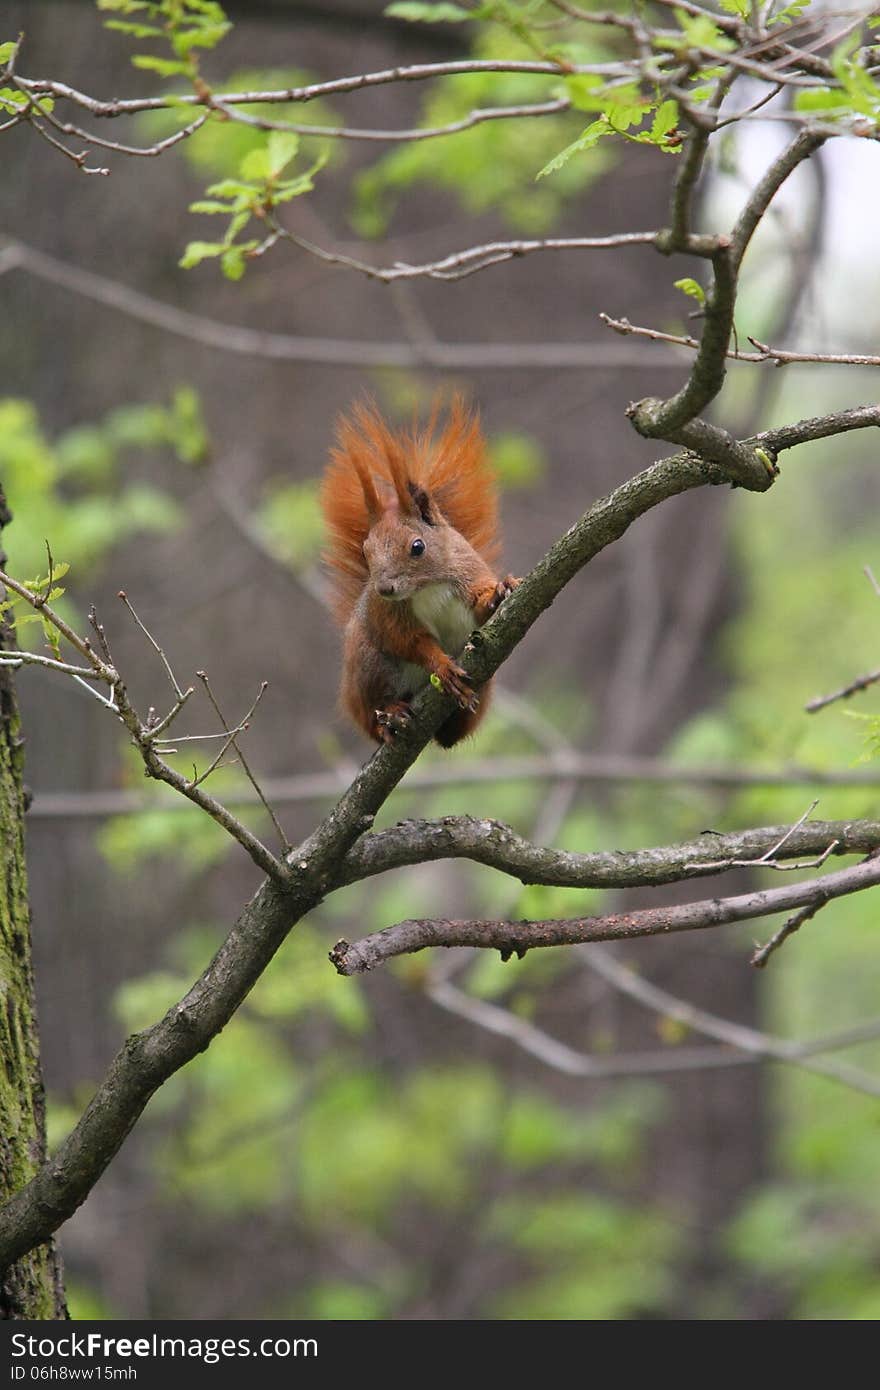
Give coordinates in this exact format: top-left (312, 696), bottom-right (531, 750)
top-left (2, 0), bottom-right (880, 1320)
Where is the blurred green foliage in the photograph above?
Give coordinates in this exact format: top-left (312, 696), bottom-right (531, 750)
top-left (352, 29), bottom-right (616, 238)
top-left (0, 393), bottom-right (201, 594)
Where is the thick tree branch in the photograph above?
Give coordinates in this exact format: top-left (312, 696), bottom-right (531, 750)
top-left (730, 129), bottom-right (828, 271)
top-left (623, 126), bottom-right (836, 482)
top-left (329, 853), bottom-right (880, 976)
top-left (747, 405), bottom-right (880, 456)
top-left (337, 816), bottom-right (880, 892)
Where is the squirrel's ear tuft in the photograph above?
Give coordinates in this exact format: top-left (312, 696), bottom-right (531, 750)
top-left (408, 482), bottom-right (437, 526)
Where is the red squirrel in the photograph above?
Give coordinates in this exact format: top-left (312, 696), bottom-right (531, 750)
top-left (320, 397), bottom-right (519, 747)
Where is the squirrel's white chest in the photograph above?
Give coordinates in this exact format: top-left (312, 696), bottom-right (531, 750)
top-left (411, 583), bottom-right (475, 655)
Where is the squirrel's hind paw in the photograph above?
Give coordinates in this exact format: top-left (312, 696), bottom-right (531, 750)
top-left (374, 701), bottom-right (413, 743)
top-left (435, 659), bottom-right (477, 711)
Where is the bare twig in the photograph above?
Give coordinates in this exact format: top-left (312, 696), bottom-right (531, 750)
top-left (751, 898), bottom-right (828, 968)
top-left (601, 313), bottom-right (880, 369)
top-left (0, 569), bottom-right (284, 880)
top-left (213, 94), bottom-right (572, 144)
top-left (580, 945), bottom-right (880, 1097)
top-left (187, 691), bottom-right (261, 789)
top-left (118, 590), bottom-right (185, 700)
top-left (431, 970), bottom-right (880, 1083)
top-left (196, 671), bottom-right (290, 851)
top-left (806, 670), bottom-right (880, 713)
top-left (270, 225), bottom-right (661, 283)
top-left (683, 799), bottom-right (827, 871)
top-left (748, 336), bottom-right (880, 368)
top-left (0, 651), bottom-right (96, 678)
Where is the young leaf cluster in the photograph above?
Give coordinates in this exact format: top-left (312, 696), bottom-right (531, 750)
top-left (181, 130), bottom-right (325, 279)
top-left (98, 0), bottom-right (231, 83)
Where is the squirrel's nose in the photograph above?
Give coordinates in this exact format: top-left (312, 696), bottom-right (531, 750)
top-left (377, 582), bottom-right (397, 598)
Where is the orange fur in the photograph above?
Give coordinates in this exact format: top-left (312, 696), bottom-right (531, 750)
top-left (320, 396), bottom-right (499, 626)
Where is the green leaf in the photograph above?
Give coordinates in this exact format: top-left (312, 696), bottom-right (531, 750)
top-left (657, 11), bottom-right (734, 52)
top-left (221, 242), bottom-right (259, 279)
top-left (562, 73), bottom-right (607, 112)
top-left (770, 0), bottom-right (811, 27)
top-left (224, 208), bottom-right (252, 242)
top-left (179, 240), bottom-right (225, 269)
top-left (674, 276), bottom-right (706, 305)
top-left (272, 160), bottom-right (324, 202)
top-left (266, 130), bottom-right (299, 177)
top-left (384, 2), bottom-right (474, 19)
top-left (536, 118), bottom-right (610, 178)
top-left (104, 20), bottom-right (164, 37)
top-left (239, 146), bottom-right (271, 181)
top-left (171, 23), bottom-right (232, 58)
top-left (0, 87), bottom-right (28, 111)
top-left (188, 198), bottom-right (234, 214)
top-left (793, 87), bottom-right (853, 114)
top-left (42, 615), bottom-right (61, 658)
top-left (828, 37), bottom-right (880, 117)
top-left (650, 99), bottom-right (680, 143)
top-left (205, 178), bottom-right (258, 199)
top-left (169, 387), bottom-right (209, 466)
top-left (0, 41), bottom-right (19, 64)
top-left (718, 0), bottom-right (750, 16)
top-left (131, 55), bottom-right (190, 77)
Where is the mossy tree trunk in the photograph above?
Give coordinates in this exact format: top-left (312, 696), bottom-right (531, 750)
top-left (0, 487), bottom-right (66, 1319)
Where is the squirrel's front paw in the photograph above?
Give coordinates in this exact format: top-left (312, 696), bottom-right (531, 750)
top-left (495, 574), bottom-right (521, 608)
top-left (478, 574), bottom-right (522, 620)
top-left (434, 660), bottom-right (477, 712)
top-left (374, 701), bottom-right (413, 743)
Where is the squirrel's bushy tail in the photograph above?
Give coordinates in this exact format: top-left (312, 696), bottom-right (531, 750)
top-left (320, 396), bottom-right (499, 625)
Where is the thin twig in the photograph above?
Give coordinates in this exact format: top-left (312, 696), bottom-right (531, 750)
top-left (0, 651), bottom-right (96, 678)
top-left (196, 672), bottom-right (290, 851)
top-left (752, 899), bottom-right (825, 968)
top-left (580, 945), bottom-right (880, 1097)
top-left (806, 669), bottom-right (880, 713)
top-left (28, 116), bottom-right (109, 175)
top-left (271, 224), bottom-right (660, 283)
top-left (87, 605), bottom-right (113, 663)
top-left (70, 673), bottom-right (118, 712)
top-left (188, 676), bottom-right (268, 790)
top-left (118, 590), bottom-right (185, 700)
top-left (601, 313), bottom-right (880, 368)
top-left (214, 95), bottom-right (572, 144)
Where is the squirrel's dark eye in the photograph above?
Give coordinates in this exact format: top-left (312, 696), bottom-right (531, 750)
top-left (410, 537), bottom-right (426, 557)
